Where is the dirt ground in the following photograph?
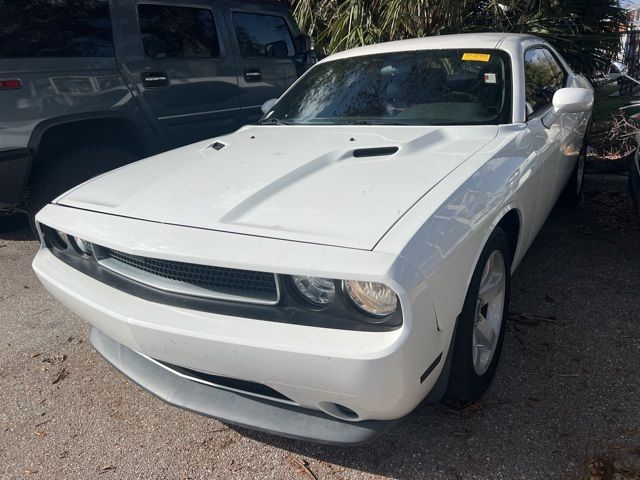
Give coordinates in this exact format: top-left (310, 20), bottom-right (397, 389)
top-left (1, 174), bottom-right (639, 480)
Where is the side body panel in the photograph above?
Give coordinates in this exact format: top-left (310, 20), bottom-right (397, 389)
top-left (0, 57), bottom-right (150, 151)
top-left (0, 56), bottom-right (155, 208)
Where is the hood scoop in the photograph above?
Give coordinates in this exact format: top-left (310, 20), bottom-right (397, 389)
top-left (353, 146), bottom-right (399, 158)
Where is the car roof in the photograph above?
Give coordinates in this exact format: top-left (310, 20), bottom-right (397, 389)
top-left (323, 33), bottom-right (542, 62)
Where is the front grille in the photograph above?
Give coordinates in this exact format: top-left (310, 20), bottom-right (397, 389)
top-left (94, 245), bottom-right (279, 305)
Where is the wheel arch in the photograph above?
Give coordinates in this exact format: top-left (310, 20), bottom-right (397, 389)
top-left (495, 207), bottom-right (522, 270)
top-left (28, 112), bottom-right (160, 164)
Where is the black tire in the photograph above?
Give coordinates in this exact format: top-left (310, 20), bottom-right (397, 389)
top-left (25, 146), bottom-right (136, 233)
top-left (0, 212), bottom-right (28, 234)
top-left (445, 227), bottom-right (511, 402)
top-left (559, 134), bottom-right (588, 207)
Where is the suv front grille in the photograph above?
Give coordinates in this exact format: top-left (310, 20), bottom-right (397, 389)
top-left (94, 245), bottom-right (279, 305)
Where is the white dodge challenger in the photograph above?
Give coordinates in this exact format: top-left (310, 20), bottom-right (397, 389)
top-left (33, 33), bottom-right (593, 445)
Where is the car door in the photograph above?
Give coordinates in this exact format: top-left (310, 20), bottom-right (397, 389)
top-left (225, 8), bottom-right (299, 125)
top-left (523, 47), bottom-right (567, 234)
top-left (111, 0), bottom-right (241, 149)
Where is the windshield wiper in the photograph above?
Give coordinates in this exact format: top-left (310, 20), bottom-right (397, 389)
top-left (347, 119), bottom-right (409, 126)
top-left (259, 117), bottom-right (297, 125)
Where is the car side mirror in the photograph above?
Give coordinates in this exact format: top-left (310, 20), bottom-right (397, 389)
top-left (261, 98), bottom-right (278, 115)
top-left (542, 87), bottom-right (594, 128)
top-left (295, 34), bottom-right (313, 54)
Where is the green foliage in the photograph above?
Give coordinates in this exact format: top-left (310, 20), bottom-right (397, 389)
top-left (289, 0), bottom-right (628, 80)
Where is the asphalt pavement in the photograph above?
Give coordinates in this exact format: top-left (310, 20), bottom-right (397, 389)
top-left (1, 174), bottom-right (639, 480)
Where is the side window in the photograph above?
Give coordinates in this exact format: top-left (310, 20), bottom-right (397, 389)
top-left (542, 49), bottom-right (566, 91)
top-left (137, 4), bottom-right (219, 59)
top-left (0, 0), bottom-right (113, 58)
top-left (232, 12), bottom-right (295, 58)
top-left (524, 48), bottom-right (560, 113)
top-left (524, 48), bottom-right (566, 115)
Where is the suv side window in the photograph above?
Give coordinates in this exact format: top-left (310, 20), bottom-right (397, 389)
top-left (137, 4), bottom-right (220, 59)
top-left (0, 0), bottom-right (113, 58)
top-left (232, 12), bottom-right (295, 58)
top-left (524, 48), bottom-right (566, 115)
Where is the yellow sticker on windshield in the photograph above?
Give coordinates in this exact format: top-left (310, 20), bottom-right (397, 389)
top-left (462, 53), bottom-right (491, 62)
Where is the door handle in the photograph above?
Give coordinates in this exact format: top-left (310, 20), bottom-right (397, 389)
top-left (244, 69), bottom-right (262, 83)
top-left (141, 70), bottom-right (169, 88)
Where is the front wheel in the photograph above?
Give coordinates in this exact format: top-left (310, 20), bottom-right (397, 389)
top-left (25, 146), bottom-right (136, 234)
top-left (445, 227), bottom-right (511, 402)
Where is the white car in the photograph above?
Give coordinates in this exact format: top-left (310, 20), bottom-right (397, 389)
top-left (33, 33), bottom-right (593, 445)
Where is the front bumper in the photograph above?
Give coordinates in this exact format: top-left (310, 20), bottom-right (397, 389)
top-left (33, 204), bottom-right (448, 442)
top-left (90, 327), bottom-right (398, 445)
top-left (0, 148), bottom-right (31, 209)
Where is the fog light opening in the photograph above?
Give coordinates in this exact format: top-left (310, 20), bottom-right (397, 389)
top-left (319, 402), bottom-right (360, 421)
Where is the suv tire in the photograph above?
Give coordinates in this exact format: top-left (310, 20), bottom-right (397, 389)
top-left (26, 146), bottom-right (136, 233)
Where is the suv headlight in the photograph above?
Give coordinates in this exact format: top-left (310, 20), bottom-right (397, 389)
top-left (343, 280), bottom-right (398, 317)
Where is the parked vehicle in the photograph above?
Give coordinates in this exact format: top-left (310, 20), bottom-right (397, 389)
top-left (594, 62), bottom-right (628, 86)
top-left (631, 132), bottom-right (640, 216)
top-left (33, 33), bottom-right (593, 445)
top-left (0, 0), bottom-right (314, 230)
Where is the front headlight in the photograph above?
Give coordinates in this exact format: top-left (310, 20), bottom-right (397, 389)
top-left (291, 275), bottom-right (335, 306)
top-left (69, 236), bottom-right (93, 256)
top-left (344, 280), bottom-right (398, 317)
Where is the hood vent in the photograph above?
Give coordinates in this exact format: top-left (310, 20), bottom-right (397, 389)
top-left (353, 146), bottom-right (399, 158)
top-left (210, 142), bottom-right (226, 151)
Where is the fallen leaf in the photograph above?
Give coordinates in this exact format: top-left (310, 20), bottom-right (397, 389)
top-left (287, 457), bottom-right (317, 479)
top-left (52, 368), bottom-right (68, 385)
top-left (35, 431), bottom-right (47, 437)
top-left (508, 312), bottom-right (562, 325)
top-left (30, 352), bottom-right (41, 358)
top-left (99, 465), bottom-right (116, 473)
top-left (24, 468), bottom-right (38, 475)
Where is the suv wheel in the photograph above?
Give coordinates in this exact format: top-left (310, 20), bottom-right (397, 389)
top-left (26, 146), bottom-right (136, 233)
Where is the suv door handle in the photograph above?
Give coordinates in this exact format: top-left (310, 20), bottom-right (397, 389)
top-left (244, 69), bottom-right (262, 83)
top-left (141, 70), bottom-right (169, 88)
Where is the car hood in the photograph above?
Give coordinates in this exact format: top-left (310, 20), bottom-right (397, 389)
top-left (57, 125), bottom-right (498, 250)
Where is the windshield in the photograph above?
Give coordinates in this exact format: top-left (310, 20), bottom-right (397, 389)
top-left (265, 49), bottom-right (512, 126)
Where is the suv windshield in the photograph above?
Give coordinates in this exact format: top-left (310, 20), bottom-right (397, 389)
top-left (266, 49), bottom-right (512, 126)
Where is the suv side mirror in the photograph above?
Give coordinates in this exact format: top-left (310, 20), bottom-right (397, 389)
top-left (265, 40), bottom-right (288, 57)
top-left (295, 34), bottom-right (313, 54)
top-left (542, 87), bottom-right (593, 128)
top-left (261, 98), bottom-right (278, 115)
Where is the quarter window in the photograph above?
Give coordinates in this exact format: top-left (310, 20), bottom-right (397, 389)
top-left (524, 48), bottom-right (566, 115)
top-left (0, 0), bottom-right (113, 58)
top-left (137, 4), bottom-right (219, 59)
top-left (232, 13), bottom-right (294, 58)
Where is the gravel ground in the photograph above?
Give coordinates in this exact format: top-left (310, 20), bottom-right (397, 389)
top-left (1, 174), bottom-right (639, 480)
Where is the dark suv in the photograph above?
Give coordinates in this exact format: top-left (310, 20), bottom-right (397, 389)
top-left (0, 0), bottom-right (314, 229)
